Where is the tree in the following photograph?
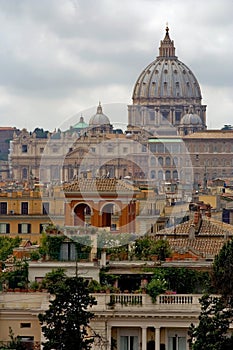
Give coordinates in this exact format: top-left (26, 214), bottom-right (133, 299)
top-left (212, 239), bottom-right (233, 300)
top-left (0, 259), bottom-right (28, 290)
top-left (38, 271), bottom-right (97, 350)
top-left (189, 294), bottom-right (233, 350)
top-left (133, 237), bottom-right (171, 261)
top-left (0, 327), bottom-right (26, 349)
top-left (0, 236), bottom-right (21, 262)
top-left (221, 124), bottom-right (233, 130)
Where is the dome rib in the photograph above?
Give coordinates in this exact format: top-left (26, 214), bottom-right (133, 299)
top-left (132, 27), bottom-right (202, 103)
top-left (133, 58), bottom-right (202, 102)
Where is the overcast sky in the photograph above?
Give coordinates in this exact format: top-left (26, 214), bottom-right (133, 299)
top-left (0, 0), bottom-right (232, 131)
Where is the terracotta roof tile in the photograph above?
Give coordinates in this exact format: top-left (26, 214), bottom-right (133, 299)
top-left (63, 178), bottom-right (138, 193)
top-left (155, 217), bottom-right (233, 258)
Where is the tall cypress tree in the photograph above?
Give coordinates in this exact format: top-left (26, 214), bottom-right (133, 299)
top-left (189, 240), bottom-right (233, 349)
top-left (189, 295), bottom-right (233, 350)
top-left (39, 272), bottom-right (97, 350)
top-left (212, 239), bottom-right (233, 300)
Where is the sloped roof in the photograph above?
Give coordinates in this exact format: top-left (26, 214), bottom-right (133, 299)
top-left (156, 217), bottom-right (233, 258)
top-left (63, 178), bottom-right (138, 194)
top-left (158, 218), bottom-right (233, 237)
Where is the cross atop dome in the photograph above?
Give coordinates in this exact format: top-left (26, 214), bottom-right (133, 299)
top-left (158, 25), bottom-right (176, 58)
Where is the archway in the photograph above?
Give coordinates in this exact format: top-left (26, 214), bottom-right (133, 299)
top-left (101, 203), bottom-right (120, 231)
top-left (74, 203), bottom-right (92, 227)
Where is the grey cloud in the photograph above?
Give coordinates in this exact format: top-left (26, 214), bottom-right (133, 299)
top-left (0, 0), bottom-right (231, 130)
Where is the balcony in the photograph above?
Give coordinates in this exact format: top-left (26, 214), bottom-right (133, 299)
top-left (91, 293), bottom-right (203, 314)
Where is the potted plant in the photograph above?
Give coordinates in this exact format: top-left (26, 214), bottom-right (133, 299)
top-left (29, 281), bottom-right (40, 292)
top-left (30, 250), bottom-right (41, 261)
top-left (146, 278), bottom-right (168, 303)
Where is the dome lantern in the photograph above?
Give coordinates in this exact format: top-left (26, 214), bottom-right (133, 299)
top-left (158, 25), bottom-right (176, 58)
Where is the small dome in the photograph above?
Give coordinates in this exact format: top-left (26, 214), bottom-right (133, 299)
top-left (180, 114), bottom-right (202, 125)
top-left (89, 103), bottom-right (110, 126)
top-left (72, 116), bottom-right (88, 129)
top-left (180, 107), bottom-right (202, 126)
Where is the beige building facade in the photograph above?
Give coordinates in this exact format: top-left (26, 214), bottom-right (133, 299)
top-left (0, 291), bottom-right (215, 350)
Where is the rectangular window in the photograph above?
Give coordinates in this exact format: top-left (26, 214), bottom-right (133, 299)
top-left (157, 143), bottom-right (164, 153)
top-left (42, 202), bottom-right (49, 215)
top-left (21, 202), bottom-right (28, 215)
top-left (0, 223), bottom-right (10, 233)
top-left (168, 336), bottom-right (186, 350)
top-left (18, 336), bottom-right (34, 350)
top-left (149, 111), bottom-right (155, 121)
top-left (20, 323), bottom-right (31, 328)
top-left (18, 223), bottom-right (31, 234)
top-left (0, 202), bottom-right (7, 214)
top-left (21, 144), bottom-right (28, 153)
top-left (120, 336), bottom-right (138, 350)
top-left (149, 144), bottom-right (157, 152)
top-left (40, 147), bottom-right (44, 153)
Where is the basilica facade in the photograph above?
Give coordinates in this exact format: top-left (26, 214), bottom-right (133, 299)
top-left (8, 27), bottom-right (233, 191)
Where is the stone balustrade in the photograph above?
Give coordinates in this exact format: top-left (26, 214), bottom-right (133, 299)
top-left (91, 292), bottom-right (205, 313)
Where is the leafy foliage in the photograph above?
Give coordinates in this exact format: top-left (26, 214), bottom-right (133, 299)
top-left (190, 242), bottom-right (233, 349)
top-left (212, 239), bottom-right (233, 299)
top-left (29, 250), bottom-right (41, 261)
top-left (0, 260), bottom-right (28, 290)
top-left (33, 127), bottom-right (49, 138)
top-left (41, 268), bottom-right (67, 294)
top-left (189, 295), bottom-right (233, 350)
top-left (0, 236), bottom-right (21, 262)
top-left (40, 232), bottom-right (65, 260)
top-left (72, 235), bottom-right (92, 260)
top-left (160, 267), bottom-right (211, 294)
top-left (133, 237), bottom-right (171, 261)
top-left (39, 270), bottom-right (97, 350)
top-left (0, 327), bottom-right (26, 349)
top-left (146, 276), bottom-right (167, 302)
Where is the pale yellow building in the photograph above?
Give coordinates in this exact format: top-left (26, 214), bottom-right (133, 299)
top-left (0, 187), bottom-right (64, 242)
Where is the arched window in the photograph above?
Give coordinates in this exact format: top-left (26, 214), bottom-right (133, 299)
top-left (158, 170), bottom-right (163, 180)
top-left (173, 157), bottom-right (178, 166)
top-left (150, 157), bottom-right (156, 167)
top-left (165, 170), bottom-right (171, 181)
top-left (165, 157), bottom-right (171, 166)
top-left (158, 157), bottom-right (163, 166)
top-left (173, 170), bottom-right (178, 180)
top-left (150, 170), bottom-right (156, 179)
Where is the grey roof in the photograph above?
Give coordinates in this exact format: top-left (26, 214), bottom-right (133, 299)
top-left (180, 112), bottom-right (202, 126)
top-left (132, 27), bottom-right (202, 103)
top-left (133, 58), bottom-right (202, 101)
top-left (89, 103), bottom-right (110, 126)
